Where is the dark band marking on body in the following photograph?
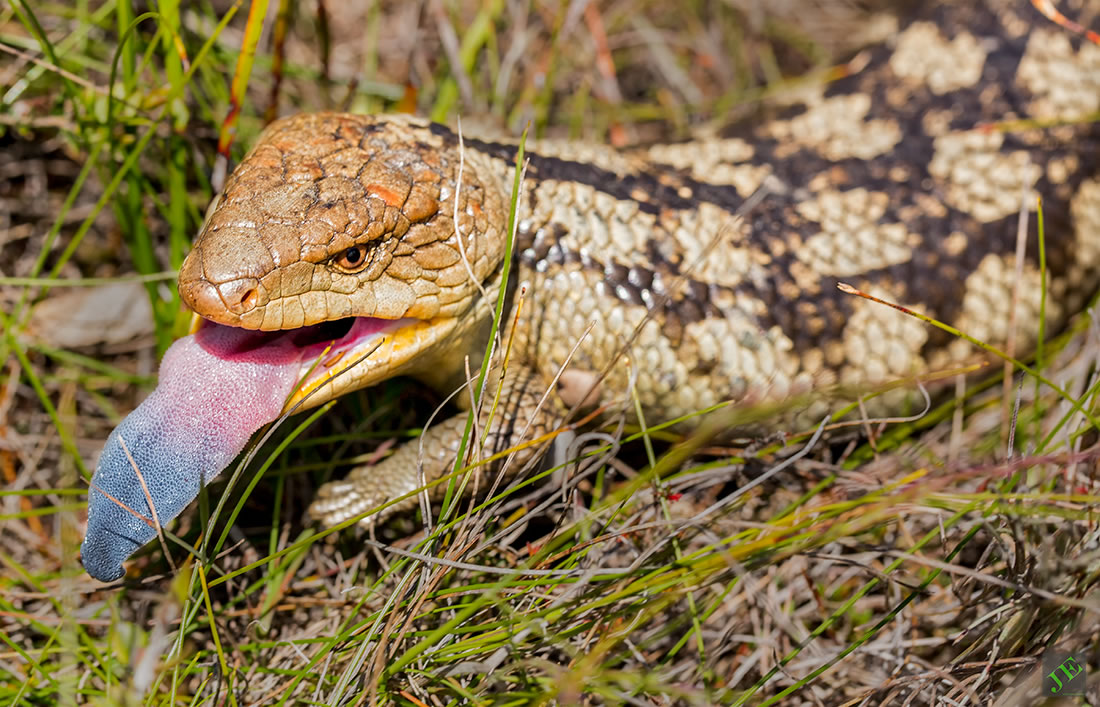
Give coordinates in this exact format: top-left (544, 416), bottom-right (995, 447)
top-left (427, 122), bottom-right (748, 216)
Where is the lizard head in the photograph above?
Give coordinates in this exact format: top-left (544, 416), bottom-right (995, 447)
top-left (80, 113), bottom-right (508, 582)
top-left (181, 111), bottom-right (509, 407)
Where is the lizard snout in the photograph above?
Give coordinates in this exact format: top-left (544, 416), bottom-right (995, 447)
top-left (178, 236), bottom-right (272, 327)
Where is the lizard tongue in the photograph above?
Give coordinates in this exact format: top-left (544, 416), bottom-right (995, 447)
top-left (80, 322), bottom-right (304, 582)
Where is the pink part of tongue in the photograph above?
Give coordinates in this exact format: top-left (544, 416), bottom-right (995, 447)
top-left (156, 324), bottom-right (307, 472)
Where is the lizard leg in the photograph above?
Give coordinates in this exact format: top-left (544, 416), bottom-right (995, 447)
top-left (307, 366), bottom-right (564, 529)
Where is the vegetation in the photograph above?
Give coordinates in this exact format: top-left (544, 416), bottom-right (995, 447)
top-left (1, 1), bottom-right (1098, 704)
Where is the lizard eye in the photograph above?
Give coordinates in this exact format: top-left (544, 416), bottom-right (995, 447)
top-left (332, 246), bottom-right (367, 273)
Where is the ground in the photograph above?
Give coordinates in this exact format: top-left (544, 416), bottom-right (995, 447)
top-left (1, 1), bottom-right (1099, 704)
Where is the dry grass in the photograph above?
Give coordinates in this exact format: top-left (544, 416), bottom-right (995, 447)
top-left (2, 0), bottom-right (1100, 704)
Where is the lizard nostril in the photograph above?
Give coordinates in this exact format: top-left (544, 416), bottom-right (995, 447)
top-left (238, 288), bottom-right (258, 310)
top-left (211, 279), bottom-right (263, 319)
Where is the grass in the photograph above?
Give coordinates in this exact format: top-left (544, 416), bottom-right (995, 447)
top-left (2, 0), bottom-right (1100, 705)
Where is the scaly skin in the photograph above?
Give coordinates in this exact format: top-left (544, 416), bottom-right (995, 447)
top-left (177, 0), bottom-right (1100, 529)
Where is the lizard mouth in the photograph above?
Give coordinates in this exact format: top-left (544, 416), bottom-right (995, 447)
top-left (79, 312), bottom-right (414, 582)
top-left (190, 314), bottom-right (415, 412)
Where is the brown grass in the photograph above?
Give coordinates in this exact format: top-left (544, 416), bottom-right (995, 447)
top-left (2, 1), bottom-right (1099, 704)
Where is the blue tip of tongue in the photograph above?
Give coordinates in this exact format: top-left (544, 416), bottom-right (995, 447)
top-left (81, 419), bottom-right (204, 582)
top-left (80, 325), bottom-right (305, 582)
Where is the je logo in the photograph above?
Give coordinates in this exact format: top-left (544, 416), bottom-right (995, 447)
top-left (1043, 649), bottom-right (1087, 697)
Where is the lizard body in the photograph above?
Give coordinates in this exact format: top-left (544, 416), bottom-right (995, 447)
top-left (80, 0), bottom-right (1100, 581)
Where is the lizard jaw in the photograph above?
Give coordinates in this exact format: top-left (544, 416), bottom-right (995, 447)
top-left (274, 315), bottom-right (457, 413)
